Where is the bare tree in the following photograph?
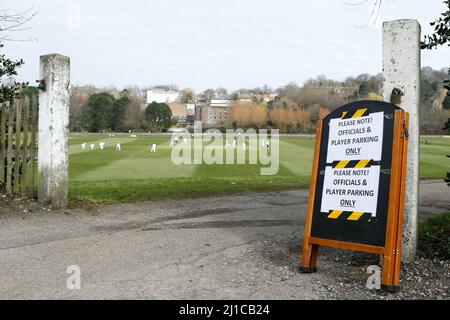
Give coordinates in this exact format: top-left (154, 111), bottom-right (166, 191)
top-left (344, 0), bottom-right (395, 28)
top-left (230, 100), bottom-right (268, 129)
top-left (0, 3), bottom-right (36, 41)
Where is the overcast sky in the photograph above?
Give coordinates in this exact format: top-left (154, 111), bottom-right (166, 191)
top-left (2, 0), bottom-right (450, 91)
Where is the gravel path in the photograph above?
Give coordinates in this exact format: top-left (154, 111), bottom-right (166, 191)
top-left (0, 180), bottom-right (448, 299)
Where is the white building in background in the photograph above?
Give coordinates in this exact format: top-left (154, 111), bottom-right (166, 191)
top-left (146, 89), bottom-right (180, 104)
top-left (186, 103), bottom-right (195, 114)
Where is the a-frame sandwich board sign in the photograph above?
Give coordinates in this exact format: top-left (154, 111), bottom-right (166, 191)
top-left (299, 100), bottom-right (409, 292)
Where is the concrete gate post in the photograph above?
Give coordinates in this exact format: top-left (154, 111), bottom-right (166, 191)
top-left (382, 20), bottom-right (421, 263)
top-left (38, 54), bottom-right (70, 210)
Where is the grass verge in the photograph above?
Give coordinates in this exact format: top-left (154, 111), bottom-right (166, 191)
top-left (69, 176), bottom-right (310, 206)
top-left (418, 211), bottom-right (450, 260)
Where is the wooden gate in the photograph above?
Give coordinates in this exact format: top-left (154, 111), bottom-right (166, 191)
top-left (0, 96), bottom-right (38, 197)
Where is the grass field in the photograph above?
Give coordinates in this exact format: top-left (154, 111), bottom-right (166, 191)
top-left (68, 134), bottom-right (450, 205)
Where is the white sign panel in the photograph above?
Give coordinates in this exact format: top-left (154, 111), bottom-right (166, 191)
top-left (320, 166), bottom-right (380, 216)
top-left (326, 112), bottom-right (384, 163)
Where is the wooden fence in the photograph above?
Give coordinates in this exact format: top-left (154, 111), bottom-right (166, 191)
top-left (0, 96), bottom-right (38, 197)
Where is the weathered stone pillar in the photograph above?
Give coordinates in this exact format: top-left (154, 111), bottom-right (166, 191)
top-left (38, 54), bottom-right (70, 209)
top-left (382, 20), bottom-right (421, 263)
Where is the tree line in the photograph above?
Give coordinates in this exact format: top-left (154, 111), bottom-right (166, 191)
top-left (228, 69), bottom-right (447, 134)
top-left (69, 88), bottom-right (173, 133)
top-left (67, 66), bottom-right (450, 134)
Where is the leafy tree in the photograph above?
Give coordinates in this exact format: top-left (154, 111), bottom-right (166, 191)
top-left (422, 0), bottom-right (450, 50)
top-left (180, 88), bottom-right (194, 103)
top-left (443, 95), bottom-right (450, 110)
top-left (431, 81), bottom-right (440, 92)
top-left (111, 96), bottom-right (130, 131)
top-left (443, 118), bottom-right (450, 133)
top-left (216, 87), bottom-right (228, 97)
top-left (422, 1), bottom-right (450, 99)
top-left (421, 0), bottom-right (450, 186)
top-left (358, 81), bottom-right (370, 98)
top-left (0, 44), bottom-right (28, 104)
top-left (421, 80), bottom-right (434, 101)
top-left (84, 93), bottom-right (115, 132)
top-left (145, 101), bottom-right (172, 130)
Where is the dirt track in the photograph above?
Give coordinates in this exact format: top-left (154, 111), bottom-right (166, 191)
top-left (0, 180), bottom-right (448, 299)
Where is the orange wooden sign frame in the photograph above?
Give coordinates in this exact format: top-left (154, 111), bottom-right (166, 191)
top-left (300, 109), bottom-right (409, 292)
